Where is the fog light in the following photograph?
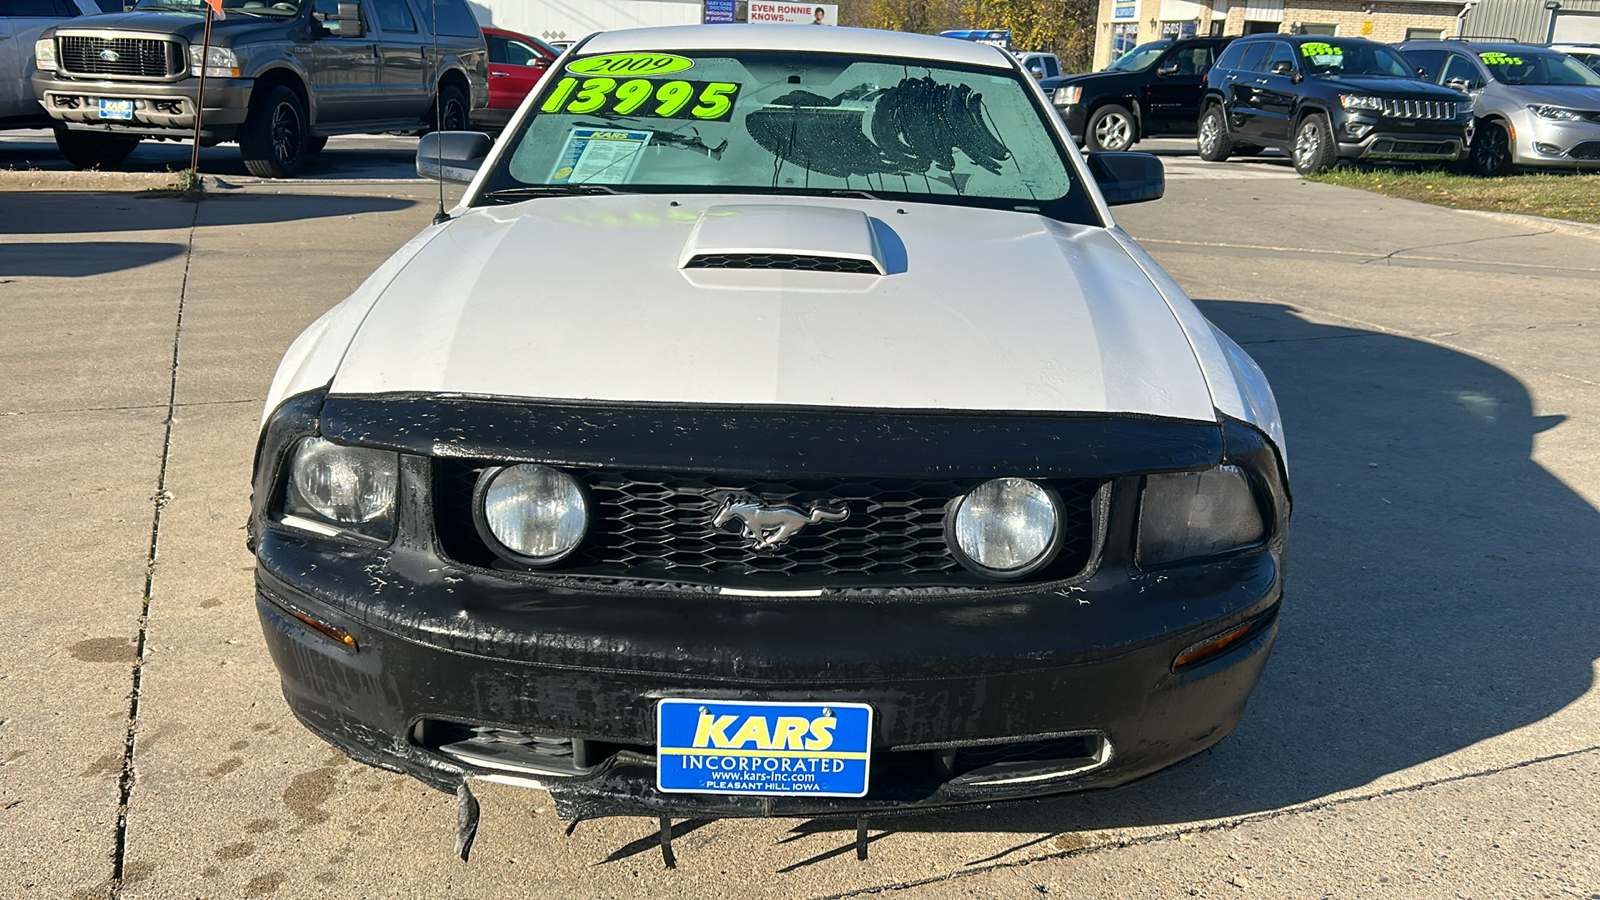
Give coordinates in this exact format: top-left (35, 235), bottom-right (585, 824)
top-left (1534, 142), bottom-right (1561, 155)
top-left (947, 478), bottom-right (1063, 578)
top-left (475, 464), bottom-right (589, 565)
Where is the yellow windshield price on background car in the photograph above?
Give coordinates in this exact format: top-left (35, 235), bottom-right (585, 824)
top-left (1301, 42), bottom-right (1342, 58)
top-left (1479, 52), bottom-right (1523, 66)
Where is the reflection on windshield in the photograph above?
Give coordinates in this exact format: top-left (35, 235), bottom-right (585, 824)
top-left (134, 0), bottom-right (303, 14)
top-left (481, 51), bottom-right (1095, 222)
top-left (1107, 42), bottom-right (1171, 72)
top-left (1300, 40), bottom-right (1413, 77)
top-left (1479, 50), bottom-right (1600, 86)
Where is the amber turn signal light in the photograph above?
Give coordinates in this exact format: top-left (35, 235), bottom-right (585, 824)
top-left (1173, 620), bottom-right (1257, 670)
top-left (286, 607), bottom-right (357, 650)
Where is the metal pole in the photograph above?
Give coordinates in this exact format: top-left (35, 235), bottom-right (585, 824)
top-left (189, 4), bottom-right (214, 174)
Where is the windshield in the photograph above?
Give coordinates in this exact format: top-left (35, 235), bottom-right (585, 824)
top-left (1299, 40), bottom-right (1414, 77)
top-left (477, 51), bottom-right (1096, 223)
top-left (1106, 41), bottom-right (1172, 72)
top-left (134, 0), bottom-right (303, 14)
top-left (1478, 49), bottom-right (1600, 86)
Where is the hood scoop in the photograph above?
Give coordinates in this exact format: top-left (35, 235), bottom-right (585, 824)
top-left (679, 204), bottom-right (887, 275)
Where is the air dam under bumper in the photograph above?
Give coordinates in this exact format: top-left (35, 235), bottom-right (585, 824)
top-left (254, 544), bottom-right (1281, 819)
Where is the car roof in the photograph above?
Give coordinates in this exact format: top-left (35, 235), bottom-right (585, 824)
top-left (577, 24), bottom-right (1016, 70)
top-left (1402, 39), bottom-right (1558, 52)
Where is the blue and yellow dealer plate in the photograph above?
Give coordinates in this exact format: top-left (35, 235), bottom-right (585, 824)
top-left (656, 699), bottom-right (874, 797)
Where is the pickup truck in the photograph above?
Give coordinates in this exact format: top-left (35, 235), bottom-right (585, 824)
top-left (30, 0), bottom-right (487, 176)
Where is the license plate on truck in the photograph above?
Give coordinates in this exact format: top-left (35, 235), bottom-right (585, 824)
top-left (656, 699), bottom-right (873, 797)
top-left (99, 99), bottom-right (134, 120)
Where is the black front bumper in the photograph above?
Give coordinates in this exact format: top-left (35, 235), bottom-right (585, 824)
top-left (251, 392), bottom-right (1288, 819)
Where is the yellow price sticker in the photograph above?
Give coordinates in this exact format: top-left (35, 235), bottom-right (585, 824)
top-left (540, 77), bottom-right (742, 121)
top-left (1479, 52), bottom-right (1523, 66)
top-left (1301, 42), bottom-right (1343, 58)
top-left (566, 53), bottom-right (694, 77)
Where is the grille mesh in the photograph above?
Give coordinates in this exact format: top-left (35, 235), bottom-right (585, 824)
top-left (1379, 98), bottom-right (1455, 120)
top-left (58, 36), bottom-right (181, 79)
top-left (1370, 138), bottom-right (1456, 156)
top-left (435, 463), bottom-right (1098, 589)
top-left (1569, 140), bottom-right (1600, 160)
top-left (685, 253), bottom-right (880, 274)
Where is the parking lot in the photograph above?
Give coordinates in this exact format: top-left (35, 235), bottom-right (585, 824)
top-left (3, 138), bottom-right (1598, 899)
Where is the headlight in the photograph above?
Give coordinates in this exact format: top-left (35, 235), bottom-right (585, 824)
top-left (1138, 466), bottom-right (1264, 567)
top-left (1053, 85), bottom-right (1082, 106)
top-left (1529, 105), bottom-right (1583, 121)
top-left (189, 44), bottom-right (240, 78)
top-left (1338, 94), bottom-right (1383, 111)
top-left (474, 464), bottom-right (589, 565)
top-left (948, 478), bottom-right (1062, 577)
top-left (284, 437), bottom-right (399, 540)
top-left (35, 38), bottom-right (57, 71)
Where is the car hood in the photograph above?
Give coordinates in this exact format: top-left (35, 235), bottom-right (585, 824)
top-left (1318, 74), bottom-right (1467, 99)
top-left (328, 195), bottom-right (1217, 420)
top-left (54, 11), bottom-right (284, 41)
top-left (1492, 83), bottom-right (1600, 109)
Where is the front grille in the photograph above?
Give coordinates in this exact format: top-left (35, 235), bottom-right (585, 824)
top-left (684, 253), bottom-right (880, 274)
top-left (434, 462), bottom-right (1100, 589)
top-left (1379, 98), bottom-right (1455, 120)
top-left (1569, 140), bottom-right (1600, 160)
top-left (57, 36), bottom-right (183, 79)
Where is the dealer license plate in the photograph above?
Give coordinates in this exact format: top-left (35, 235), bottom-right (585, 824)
top-left (656, 699), bottom-right (873, 797)
top-left (99, 99), bottom-right (134, 120)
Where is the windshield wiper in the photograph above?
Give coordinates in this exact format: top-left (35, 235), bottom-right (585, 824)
top-left (771, 187), bottom-right (882, 200)
top-left (481, 185), bottom-right (629, 203)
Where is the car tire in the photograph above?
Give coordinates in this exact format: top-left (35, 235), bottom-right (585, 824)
top-left (1086, 104), bottom-right (1136, 152)
top-left (1468, 119), bottom-right (1513, 176)
top-left (53, 128), bottom-right (139, 170)
top-left (1196, 104), bottom-right (1231, 161)
top-left (1291, 114), bottom-right (1336, 176)
top-left (239, 85), bottom-right (308, 178)
top-left (428, 83), bottom-right (469, 134)
top-left (306, 135), bottom-right (328, 154)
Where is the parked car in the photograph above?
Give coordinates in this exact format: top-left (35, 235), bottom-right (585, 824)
top-left (1042, 37), bottom-right (1234, 151)
top-left (1, 0), bottom-right (114, 128)
top-left (1397, 40), bottom-right (1600, 174)
top-left (251, 25), bottom-right (1289, 834)
top-left (1548, 43), bottom-right (1600, 77)
top-left (471, 26), bottom-right (556, 130)
top-left (29, 0), bottom-right (488, 176)
top-left (1014, 50), bottom-right (1061, 80)
top-left (1199, 34), bottom-right (1473, 175)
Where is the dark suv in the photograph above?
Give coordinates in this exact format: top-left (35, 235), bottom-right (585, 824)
top-left (1198, 34), bottom-right (1473, 175)
top-left (1043, 37), bottom-right (1233, 151)
top-left (30, 0), bottom-right (487, 176)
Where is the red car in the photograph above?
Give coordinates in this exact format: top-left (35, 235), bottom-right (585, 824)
top-left (472, 28), bottom-right (560, 130)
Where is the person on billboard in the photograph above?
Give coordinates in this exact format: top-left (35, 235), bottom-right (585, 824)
top-left (814, 7), bottom-right (826, 23)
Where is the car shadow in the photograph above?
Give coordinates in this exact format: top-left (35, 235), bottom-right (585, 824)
top-left (0, 192), bottom-right (418, 237)
top-left (0, 130), bottom-right (421, 180)
top-left (0, 241), bottom-right (189, 277)
top-left (773, 299), bottom-right (1598, 851)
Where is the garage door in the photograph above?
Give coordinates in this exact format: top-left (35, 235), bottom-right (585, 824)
top-left (1553, 11), bottom-right (1600, 43)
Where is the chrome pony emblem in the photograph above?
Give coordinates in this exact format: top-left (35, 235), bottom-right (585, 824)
top-left (99, 49), bottom-right (121, 62)
top-left (711, 495), bottom-right (849, 550)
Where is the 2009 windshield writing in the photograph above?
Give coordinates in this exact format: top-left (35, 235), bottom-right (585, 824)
top-left (474, 49), bottom-right (1093, 222)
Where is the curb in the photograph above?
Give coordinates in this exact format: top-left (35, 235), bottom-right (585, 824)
top-left (1455, 208), bottom-right (1600, 241)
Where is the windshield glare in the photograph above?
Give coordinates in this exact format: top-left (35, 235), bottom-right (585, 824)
top-left (134, 0), bottom-right (303, 14)
top-left (480, 51), bottom-right (1094, 222)
top-left (1299, 39), bottom-right (1414, 77)
top-left (1106, 42), bottom-right (1172, 72)
top-left (1479, 50), bottom-right (1600, 86)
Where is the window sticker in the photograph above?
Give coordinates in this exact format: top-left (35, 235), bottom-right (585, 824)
top-left (540, 77), bottom-right (743, 121)
top-left (1478, 51), bottom-right (1523, 66)
top-left (549, 128), bottom-right (653, 185)
top-left (1301, 42), bottom-right (1343, 66)
top-left (566, 53), bottom-right (695, 77)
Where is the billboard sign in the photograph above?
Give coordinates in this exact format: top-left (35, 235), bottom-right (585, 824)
top-left (747, 2), bottom-right (838, 24)
top-left (704, 0), bottom-right (735, 23)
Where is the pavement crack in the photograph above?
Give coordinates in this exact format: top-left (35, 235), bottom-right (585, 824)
top-left (810, 744), bottom-right (1600, 900)
top-left (1360, 229), bottom-right (1552, 266)
top-left (0, 398), bottom-right (261, 419)
top-left (109, 195), bottom-right (200, 899)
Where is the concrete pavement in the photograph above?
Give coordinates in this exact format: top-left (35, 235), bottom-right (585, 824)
top-left (1, 158), bottom-right (1596, 898)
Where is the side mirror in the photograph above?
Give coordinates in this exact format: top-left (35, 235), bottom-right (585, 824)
top-left (1270, 60), bottom-right (1295, 76)
top-left (417, 131), bottom-right (493, 183)
top-left (1087, 151), bottom-right (1164, 206)
top-left (1156, 63), bottom-right (1178, 77)
top-left (320, 1), bottom-right (365, 37)
top-left (1416, 66), bottom-right (1429, 77)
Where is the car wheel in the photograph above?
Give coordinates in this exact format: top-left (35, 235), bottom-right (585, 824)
top-left (1086, 104), bottom-right (1136, 152)
top-left (1291, 114), bottom-right (1335, 176)
top-left (429, 84), bottom-right (470, 134)
top-left (1468, 120), bottom-right (1513, 176)
top-left (1196, 105), bottom-right (1231, 161)
top-left (239, 85), bottom-right (308, 178)
top-left (53, 128), bottom-right (139, 170)
top-left (306, 135), bottom-right (328, 154)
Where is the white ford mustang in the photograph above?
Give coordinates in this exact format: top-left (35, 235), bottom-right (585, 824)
top-left (249, 24), bottom-right (1290, 855)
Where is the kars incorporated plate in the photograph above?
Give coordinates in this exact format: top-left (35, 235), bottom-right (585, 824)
top-left (656, 699), bottom-right (873, 797)
top-left (99, 99), bottom-right (134, 120)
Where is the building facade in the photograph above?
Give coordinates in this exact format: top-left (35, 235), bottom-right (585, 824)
top-left (467, 0), bottom-right (703, 44)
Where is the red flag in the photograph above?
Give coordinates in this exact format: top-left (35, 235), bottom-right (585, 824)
top-left (203, 0), bottom-right (225, 19)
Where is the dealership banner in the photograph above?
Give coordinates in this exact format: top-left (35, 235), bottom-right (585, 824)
top-left (748, 2), bottom-right (838, 24)
top-left (704, 0), bottom-right (735, 23)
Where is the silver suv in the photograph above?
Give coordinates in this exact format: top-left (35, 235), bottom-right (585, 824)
top-left (1, 0), bottom-right (109, 127)
top-left (1398, 40), bottom-right (1600, 174)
